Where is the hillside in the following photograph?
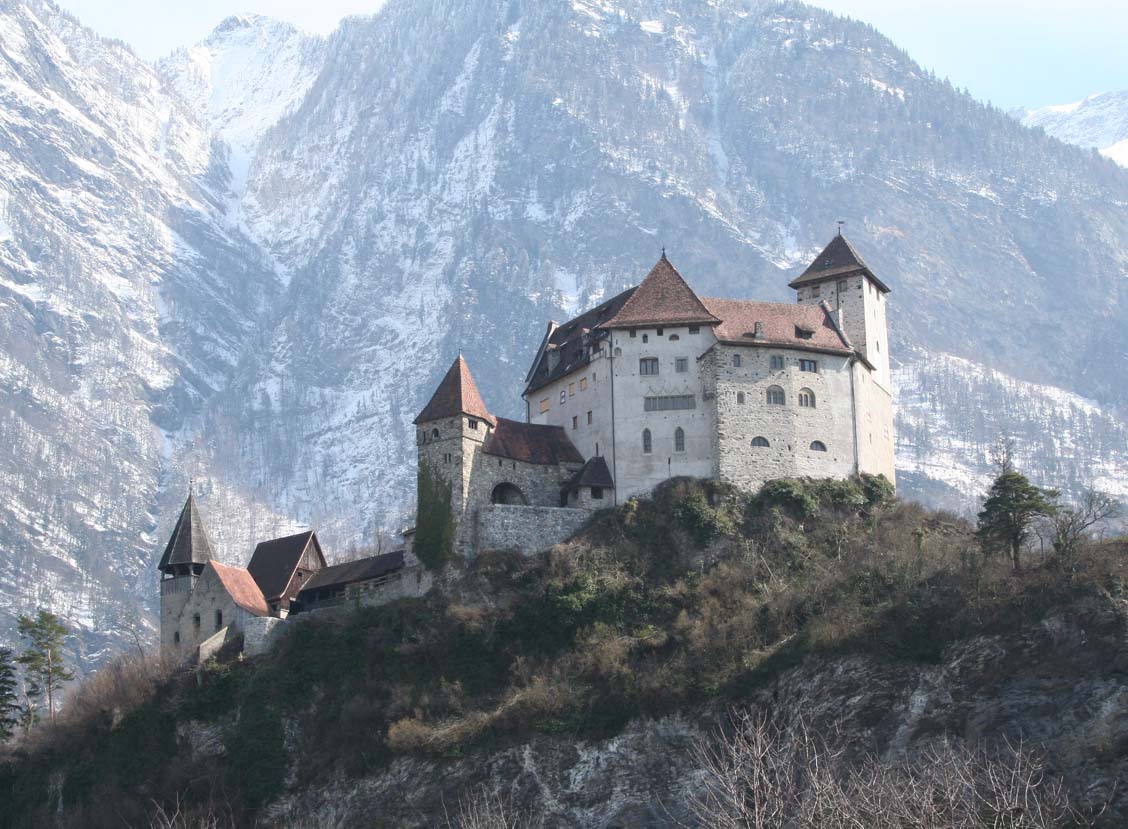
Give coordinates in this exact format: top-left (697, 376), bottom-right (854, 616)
top-left (1018, 91), bottom-right (1128, 167)
top-left (3, 478), bottom-right (1126, 827)
top-left (3, 0), bottom-right (1128, 669)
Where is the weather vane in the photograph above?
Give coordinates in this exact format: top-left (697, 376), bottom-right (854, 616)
top-left (836, 220), bottom-right (845, 236)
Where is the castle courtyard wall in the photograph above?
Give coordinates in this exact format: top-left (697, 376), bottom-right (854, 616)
top-left (475, 504), bottom-right (592, 555)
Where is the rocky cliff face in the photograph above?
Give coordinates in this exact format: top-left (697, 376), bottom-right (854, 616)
top-left (2, 0), bottom-right (1128, 664)
top-left (203, 592), bottom-right (1128, 826)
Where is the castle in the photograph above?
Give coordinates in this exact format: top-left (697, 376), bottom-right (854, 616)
top-left (159, 233), bottom-right (893, 659)
top-left (411, 233), bottom-right (894, 558)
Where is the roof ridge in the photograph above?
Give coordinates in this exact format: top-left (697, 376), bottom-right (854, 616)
top-left (601, 256), bottom-right (720, 329)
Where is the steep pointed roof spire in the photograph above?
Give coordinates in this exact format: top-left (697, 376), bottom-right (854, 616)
top-left (157, 492), bottom-right (216, 572)
top-left (789, 234), bottom-right (890, 293)
top-left (601, 255), bottom-right (720, 329)
top-left (414, 355), bottom-right (496, 425)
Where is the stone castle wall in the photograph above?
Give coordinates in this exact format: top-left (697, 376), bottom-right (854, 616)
top-left (475, 504), bottom-right (591, 555)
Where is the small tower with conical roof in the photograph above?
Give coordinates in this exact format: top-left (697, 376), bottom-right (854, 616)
top-left (157, 490), bottom-right (216, 650)
top-left (413, 356), bottom-right (497, 559)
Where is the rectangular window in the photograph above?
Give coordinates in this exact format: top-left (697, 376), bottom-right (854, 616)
top-left (579, 377), bottom-right (588, 391)
top-left (675, 357), bottom-right (688, 373)
top-left (642, 334), bottom-right (649, 343)
top-left (568, 383), bottom-right (575, 397)
top-left (770, 355), bottom-right (784, 371)
top-left (215, 610), bottom-right (223, 630)
top-left (639, 357), bottom-right (659, 375)
top-left (732, 354), bottom-right (742, 368)
top-left (572, 415), bottom-right (578, 430)
top-left (656, 328), bottom-right (664, 336)
top-left (688, 326), bottom-right (700, 334)
top-left (587, 410), bottom-right (593, 425)
top-left (467, 418), bottom-right (478, 429)
top-left (837, 279), bottom-right (848, 295)
top-left (644, 395), bottom-right (696, 411)
top-left (800, 359), bottom-right (818, 372)
top-left (630, 329), bottom-right (637, 337)
top-left (591, 486), bottom-right (604, 500)
top-left (811, 284), bottom-right (821, 297)
top-left (539, 398), bottom-right (550, 413)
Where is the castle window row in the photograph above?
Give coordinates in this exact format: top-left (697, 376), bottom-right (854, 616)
top-left (644, 394), bottom-right (696, 412)
top-left (734, 354), bottom-right (818, 372)
top-left (641, 427), bottom-right (686, 454)
top-left (751, 437), bottom-right (829, 452)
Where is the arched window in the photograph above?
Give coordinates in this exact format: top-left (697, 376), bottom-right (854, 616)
top-left (614, 347), bottom-right (622, 357)
top-left (766, 386), bottom-right (786, 405)
top-left (733, 354), bottom-right (742, 367)
top-left (736, 391), bottom-right (745, 404)
top-left (674, 427), bottom-right (685, 452)
top-left (491, 483), bottom-right (528, 505)
top-left (642, 428), bottom-right (652, 454)
top-left (752, 436), bottom-right (770, 448)
top-left (431, 428), bottom-right (439, 439)
top-left (810, 441), bottom-right (828, 452)
top-left (668, 334), bottom-right (680, 341)
top-left (798, 388), bottom-right (816, 408)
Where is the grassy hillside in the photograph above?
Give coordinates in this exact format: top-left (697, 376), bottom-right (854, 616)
top-left (2, 476), bottom-right (1125, 826)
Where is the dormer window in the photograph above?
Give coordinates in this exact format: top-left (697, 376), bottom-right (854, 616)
top-left (795, 327), bottom-right (814, 340)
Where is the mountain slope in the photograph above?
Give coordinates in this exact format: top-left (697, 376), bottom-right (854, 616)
top-left (0, 0), bottom-right (281, 665)
top-left (1019, 90), bottom-right (1128, 167)
top-left (183, 0), bottom-right (1128, 542)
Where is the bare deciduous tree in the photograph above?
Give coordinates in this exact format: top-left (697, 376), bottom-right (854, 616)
top-left (1045, 488), bottom-right (1121, 563)
top-left (688, 709), bottom-right (1080, 828)
top-left (444, 787), bottom-right (543, 829)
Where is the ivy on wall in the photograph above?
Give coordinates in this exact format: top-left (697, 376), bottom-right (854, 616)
top-left (414, 458), bottom-right (455, 570)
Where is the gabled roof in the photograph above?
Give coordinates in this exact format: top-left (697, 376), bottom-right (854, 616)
top-left (299, 551), bottom-right (404, 594)
top-left (483, 417), bottom-right (585, 465)
top-left (702, 298), bottom-right (853, 354)
top-left (788, 234), bottom-right (891, 293)
top-left (524, 286), bottom-right (635, 395)
top-left (414, 356), bottom-right (496, 425)
top-left (563, 456), bottom-right (615, 491)
top-left (600, 254), bottom-right (720, 329)
top-left (247, 530), bottom-right (326, 602)
top-left (158, 493), bottom-right (215, 571)
top-left (207, 561), bottom-right (270, 616)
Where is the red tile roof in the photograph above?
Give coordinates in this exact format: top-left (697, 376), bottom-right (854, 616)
top-left (207, 561), bottom-right (270, 616)
top-left (789, 234), bottom-right (890, 292)
top-left (483, 417), bottom-right (584, 465)
top-left (702, 298), bottom-right (852, 354)
top-left (414, 356), bottom-right (496, 425)
top-left (601, 255), bottom-right (720, 329)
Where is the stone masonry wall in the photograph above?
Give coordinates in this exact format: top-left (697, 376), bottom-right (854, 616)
top-left (475, 504), bottom-right (591, 555)
top-left (712, 344), bottom-right (856, 490)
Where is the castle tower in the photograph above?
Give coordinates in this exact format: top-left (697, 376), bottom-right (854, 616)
top-left (413, 356), bottom-right (496, 559)
top-left (790, 233), bottom-right (892, 392)
top-left (157, 491), bottom-right (215, 650)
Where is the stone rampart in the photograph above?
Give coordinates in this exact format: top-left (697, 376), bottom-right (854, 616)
top-left (475, 504), bottom-right (591, 555)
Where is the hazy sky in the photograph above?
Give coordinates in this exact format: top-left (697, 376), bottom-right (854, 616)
top-left (55, 0), bottom-right (1127, 110)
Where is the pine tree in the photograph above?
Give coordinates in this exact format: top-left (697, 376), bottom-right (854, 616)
top-left (0, 647), bottom-right (19, 742)
top-left (976, 471), bottom-right (1058, 571)
top-left (16, 610), bottom-right (74, 724)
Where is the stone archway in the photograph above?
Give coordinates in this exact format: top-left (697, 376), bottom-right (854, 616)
top-left (491, 482), bottom-right (528, 505)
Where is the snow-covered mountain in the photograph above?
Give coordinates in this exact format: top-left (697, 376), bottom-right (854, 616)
top-left (3, 0), bottom-right (1128, 667)
top-left (1018, 90), bottom-right (1128, 167)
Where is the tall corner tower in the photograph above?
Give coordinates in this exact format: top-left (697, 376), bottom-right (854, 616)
top-left (413, 356), bottom-right (495, 557)
top-left (157, 491), bottom-right (215, 650)
top-left (791, 232), bottom-right (892, 392)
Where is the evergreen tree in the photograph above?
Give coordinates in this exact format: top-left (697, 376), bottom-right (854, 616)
top-left (976, 471), bottom-right (1058, 571)
top-left (16, 610), bottom-right (74, 724)
top-left (0, 647), bottom-right (19, 742)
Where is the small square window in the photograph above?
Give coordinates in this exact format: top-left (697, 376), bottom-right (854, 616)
top-left (468, 418), bottom-right (478, 429)
top-left (591, 486), bottom-right (604, 500)
top-left (689, 326), bottom-right (699, 334)
top-left (629, 329), bottom-right (637, 338)
top-left (811, 284), bottom-right (821, 297)
top-left (675, 357), bottom-right (688, 373)
top-left (656, 328), bottom-right (664, 336)
top-left (770, 355), bottom-right (784, 371)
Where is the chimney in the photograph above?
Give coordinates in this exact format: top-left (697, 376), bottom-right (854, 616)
top-left (753, 321), bottom-right (765, 340)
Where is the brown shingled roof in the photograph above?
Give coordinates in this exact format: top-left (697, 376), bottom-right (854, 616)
top-left (483, 417), bottom-right (584, 465)
top-left (415, 356), bottom-right (496, 425)
top-left (563, 456), bottom-right (614, 491)
top-left (208, 561), bottom-right (270, 616)
top-left (702, 298), bottom-right (852, 354)
top-left (299, 551), bottom-right (404, 594)
top-left (248, 530), bottom-right (326, 602)
top-left (601, 255), bottom-right (720, 329)
top-left (158, 493), bottom-right (215, 571)
top-left (788, 234), bottom-right (890, 292)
